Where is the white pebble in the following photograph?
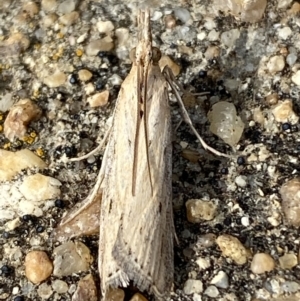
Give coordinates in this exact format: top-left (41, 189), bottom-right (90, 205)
top-left (235, 175), bottom-right (248, 188)
top-left (204, 285), bottom-right (219, 298)
top-left (151, 11), bottom-right (163, 21)
top-left (174, 8), bottom-right (191, 23)
top-left (210, 271), bottom-right (229, 289)
top-left (277, 26), bottom-right (292, 40)
top-left (241, 216), bottom-right (250, 227)
top-left (292, 70), bottom-right (300, 85)
top-left (267, 55), bottom-right (285, 73)
top-left (183, 279), bottom-right (203, 295)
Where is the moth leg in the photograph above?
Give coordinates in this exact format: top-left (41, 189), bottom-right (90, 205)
top-left (163, 66), bottom-right (230, 158)
top-left (69, 125), bottom-right (112, 162)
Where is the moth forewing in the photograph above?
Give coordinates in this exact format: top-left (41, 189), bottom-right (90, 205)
top-left (98, 9), bottom-right (174, 300)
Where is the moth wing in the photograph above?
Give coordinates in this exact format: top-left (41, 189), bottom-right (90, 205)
top-left (99, 65), bottom-right (174, 299)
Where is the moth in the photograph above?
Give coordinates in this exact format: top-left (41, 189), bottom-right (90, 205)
top-left (55, 9), bottom-right (174, 300)
top-left (54, 8), bottom-right (228, 301)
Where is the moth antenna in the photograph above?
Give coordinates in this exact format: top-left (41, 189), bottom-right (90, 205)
top-left (132, 9), bottom-right (154, 196)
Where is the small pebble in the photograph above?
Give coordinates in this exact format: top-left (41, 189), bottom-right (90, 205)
top-left (186, 199), bottom-right (217, 223)
top-left (57, 0), bottom-right (75, 14)
top-left (277, 26), bottom-right (292, 40)
top-left (280, 178), bottom-right (300, 226)
top-left (221, 29), bottom-right (240, 48)
top-left (4, 98), bottom-right (42, 141)
top-left (183, 279), bottom-right (203, 295)
top-left (96, 20), bottom-right (114, 34)
top-left (130, 293), bottom-right (148, 301)
top-left (204, 285), bottom-right (219, 298)
top-left (164, 14), bottom-right (176, 29)
top-left (196, 233), bottom-right (216, 249)
top-left (78, 69), bottom-right (93, 82)
top-left (282, 122), bottom-right (291, 131)
top-left (87, 90), bottom-right (109, 107)
top-left (72, 274), bottom-right (98, 301)
top-left (286, 53), bottom-right (297, 66)
top-left (235, 175), bottom-right (248, 188)
top-left (265, 93), bottom-right (278, 105)
top-left (174, 8), bottom-right (191, 23)
top-left (1, 264), bottom-right (14, 277)
top-left (267, 55), bottom-right (285, 73)
top-left (19, 173), bottom-right (61, 202)
top-left (43, 71), bottom-right (67, 88)
top-left (86, 37), bottom-right (114, 56)
top-left (279, 253), bottom-right (298, 269)
top-left (272, 100), bottom-right (299, 124)
top-left (196, 257), bottom-right (211, 270)
top-left (281, 281), bottom-right (300, 293)
top-left (0, 149), bottom-right (46, 181)
top-left (292, 70), bottom-right (300, 85)
top-left (37, 283), bottom-right (53, 299)
top-left (41, 0), bottom-right (57, 12)
top-left (205, 46), bottom-right (220, 60)
top-left (25, 251), bottom-right (53, 284)
top-left (210, 271), bottom-right (229, 289)
top-left (52, 279), bottom-right (68, 294)
top-left (216, 234), bottom-right (250, 265)
top-left (213, 0), bottom-right (267, 22)
top-left (59, 11), bottom-right (79, 26)
top-left (250, 253), bottom-right (275, 274)
top-left (53, 241), bottom-right (93, 277)
top-left (208, 101), bottom-right (244, 148)
top-left (23, 2), bottom-right (39, 17)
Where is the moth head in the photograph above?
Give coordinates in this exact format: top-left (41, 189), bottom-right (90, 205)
top-left (130, 47), bottom-right (161, 65)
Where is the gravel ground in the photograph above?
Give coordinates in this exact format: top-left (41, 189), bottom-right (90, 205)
top-left (1, 0), bottom-right (300, 301)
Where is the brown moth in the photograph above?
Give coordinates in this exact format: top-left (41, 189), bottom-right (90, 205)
top-left (55, 9), bottom-right (174, 300)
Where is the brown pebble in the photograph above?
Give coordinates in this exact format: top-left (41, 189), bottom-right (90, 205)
top-left (22, 2), bottom-right (39, 18)
top-left (265, 93), bottom-right (278, 105)
top-left (0, 149), bottom-right (47, 181)
top-left (72, 274), bottom-right (98, 301)
top-left (130, 293), bottom-right (148, 301)
top-left (280, 178), bottom-right (300, 227)
top-left (205, 46), bottom-right (220, 60)
top-left (43, 71), bottom-right (67, 88)
top-left (4, 98), bottom-right (42, 141)
top-left (186, 199), bottom-right (217, 223)
top-left (250, 253), bottom-right (275, 274)
top-left (86, 37), bottom-right (114, 56)
top-left (25, 251), bottom-right (53, 284)
top-left (159, 55), bottom-right (181, 76)
top-left (164, 14), bottom-right (176, 29)
top-left (216, 234), bottom-right (250, 265)
top-left (87, 91), bottom-right (109, 107)
top-left (0, 33), bottom-right (30, 58)
top-left (78, 69), bottom-right (93, 82)
top-left (279, 253), bottom-right (298, 269)
top-left (59, 11), bottom-right (79, 26)
top-left (272, 99), bottom-right (298, 123)
top-left (288, 2), bottom-right (300, 14)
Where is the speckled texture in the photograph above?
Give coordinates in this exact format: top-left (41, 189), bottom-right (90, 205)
top-left (1, 1), bottom-right (300, 301)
